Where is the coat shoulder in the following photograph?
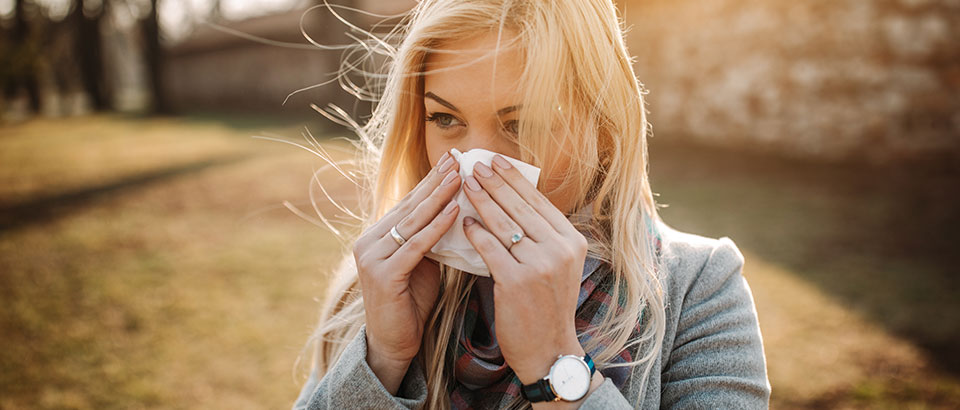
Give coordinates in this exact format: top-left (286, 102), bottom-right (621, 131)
top-left (654, 219), bottom-right (746, 302)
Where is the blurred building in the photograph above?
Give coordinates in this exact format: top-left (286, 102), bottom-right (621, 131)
top-left (164, 0), bottom-right (959, 162)
top-left (164, 1), bottom-right (416, 120)
top-left (622, 0), bottom-right (960, 162)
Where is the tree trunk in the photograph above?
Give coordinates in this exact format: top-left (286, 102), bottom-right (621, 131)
top-left (73, 0), bottom-right (108, 110)
top-left (8, 0), bottom-right (41, 112)
top-left (141, 0), bottom-right (168, 113)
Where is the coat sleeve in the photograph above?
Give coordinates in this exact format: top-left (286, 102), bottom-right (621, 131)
top-left (660, 238), bottom-right (771, 409)
top-left (292, 325), bottom-right (428, 410)
top-left (579, 378), bottom-right (633, 409)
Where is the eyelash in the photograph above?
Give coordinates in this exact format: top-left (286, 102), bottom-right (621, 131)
top-left (503, 120), bottom-right (519, 135)
top-left (425, 112), bottom-right (519, 136)
top-left (425, 112), bottom-right (463, 130)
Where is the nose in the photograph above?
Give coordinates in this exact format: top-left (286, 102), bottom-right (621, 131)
top-left (452, 127), bottom-right (516, 159)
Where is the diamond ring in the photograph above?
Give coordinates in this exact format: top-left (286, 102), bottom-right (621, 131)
top-left (508, 231), bottom-right (524, 250)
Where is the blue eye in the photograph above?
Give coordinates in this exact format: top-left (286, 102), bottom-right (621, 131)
top-left (425, 113), bottom-right (463, 129)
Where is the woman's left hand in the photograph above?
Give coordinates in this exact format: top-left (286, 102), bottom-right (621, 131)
top-left (460, 154), bottom-right (589, 386)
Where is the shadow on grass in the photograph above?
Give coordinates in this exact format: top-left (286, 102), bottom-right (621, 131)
top-left (0, 154), bottom-right (251, 233)
top-left (649, 139), bottom-right (960, 375)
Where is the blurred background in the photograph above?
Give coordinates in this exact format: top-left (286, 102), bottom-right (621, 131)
top-left (1, 0), bottom-right (958, 408)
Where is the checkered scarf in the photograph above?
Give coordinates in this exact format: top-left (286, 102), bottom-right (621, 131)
top-left (449, 217), bottom-right (663, 409)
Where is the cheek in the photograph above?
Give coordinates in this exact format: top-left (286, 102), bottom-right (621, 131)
top-left (424, 131), bottom-right (450, 167)
top-left (538, 152), bottom-right (579, 214)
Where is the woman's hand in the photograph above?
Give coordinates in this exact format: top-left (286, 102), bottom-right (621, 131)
top-left (460, 155), bottom-right (590, 388)
top-left (352, 151), bottom-right (461, 394)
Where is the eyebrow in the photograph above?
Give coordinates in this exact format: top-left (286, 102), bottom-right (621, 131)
top-left (497, 105), bottom-right (520, 116)
top-left (424, 91), bottom-right (520, 117)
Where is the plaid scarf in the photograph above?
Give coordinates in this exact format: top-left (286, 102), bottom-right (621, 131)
top-left (449, 216), bottom-right (663, 409)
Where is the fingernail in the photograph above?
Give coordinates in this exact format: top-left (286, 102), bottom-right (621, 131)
top-left (439, 156), bottom-right (454, 173)
top-left (474, 162), bottom-right (493, 178)
top-left (463, 216), bottom-right (475, 226)
top-left (436, 151), bottom-right (450, 167)
top-left (443, 200), bottom-right (458, 214)
top-left (441, 170), bottom-right (458, 185)
top-left (465, 176), bottom-right (482, 191)
top-left (492, 155), bottom-right (512, 169)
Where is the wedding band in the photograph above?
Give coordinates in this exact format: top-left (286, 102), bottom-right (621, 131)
top-left (508, 231), bottom-right (524, 249)
top-left (389, 225), bottom-right (407, 246)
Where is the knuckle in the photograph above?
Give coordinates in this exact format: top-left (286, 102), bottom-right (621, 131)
top-left (400, 188), bottom-right (416, 203)
top-left (352, 239), bottom-right (364, 256)
top-left (531, 193), bottom-right (551, 209)
top-left (529, 262), bottom-right (549, 277)
top-left (497, 214), bottom-right (517, 232)
top-left (486, 176), bottom-right (505, 188)
top-left (560, 244), bottom-right (579, 261)
top-left (356, 254), bottom-right (374, 274)
top-left (477, 238), bottom-right (500, 255)
top-left (540, 264), bottom-right (556, 278)
top-left (395, 213), bottom-right (413, 232)
top-left (405, 235), bottom-right (427, 251)
top-left (430, 171), bottom-right (449, 187)
top-left (428, 183), bottom-right (450, 201)
top-left (512, 202), bottom-right (535, 218)
top-left (574, 233), bottom-right (589, 251)
top-left (518, 266), bottom-right (536, 277)
top-left (399, 201), bottom-right (417, 215)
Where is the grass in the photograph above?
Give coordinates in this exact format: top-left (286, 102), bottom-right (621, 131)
top-left (1, 115), bottom-right (958, 409)
top-left (650, 140), bottom-right (960, 409)
top-left (0, 115), bottom-right (352, 409)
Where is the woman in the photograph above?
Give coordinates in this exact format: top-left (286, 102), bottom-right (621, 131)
top-left (294, 0), bottom-right (770, 408)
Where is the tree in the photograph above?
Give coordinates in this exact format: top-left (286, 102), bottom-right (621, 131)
top-left (141, 0), bottom-right (167, 113)
top-left (3, 0), bottom-right (42, 112)
top-left (71, 0), bottom-right (108, 110)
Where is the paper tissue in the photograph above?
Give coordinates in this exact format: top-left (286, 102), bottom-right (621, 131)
top-left (425, 148), bottom-right (541, 276)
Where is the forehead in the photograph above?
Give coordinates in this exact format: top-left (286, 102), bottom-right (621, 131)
top-left (422, 32), bottom-right (524, 110)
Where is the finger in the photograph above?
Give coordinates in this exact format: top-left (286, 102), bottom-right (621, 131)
top-left (369, 152), bottom-right (459, 239)
top-left (471, 161), bottom-right (556, 241)
top-left (385, 200), bottom-right (460, 275)
top-left (461, 216), bottom-right (519, 281)
top-left (505, 234), bottom-right (540, 265)
top-left (490, 154), bottom-right (574, 235)
top-left (370, 170), bottom-right (461, 259)
top-left (462, 175), bottom-right (529, 249)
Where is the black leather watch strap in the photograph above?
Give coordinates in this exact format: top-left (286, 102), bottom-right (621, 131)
top-left (520, 353), bottom-right (596, 403)
top-left (520, 378), bottom-right (556, 402)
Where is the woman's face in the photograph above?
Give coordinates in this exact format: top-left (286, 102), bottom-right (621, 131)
top-left (422, 32), bottom-right (577, 214)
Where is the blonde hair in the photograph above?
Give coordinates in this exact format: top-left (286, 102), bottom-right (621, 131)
top-left (301, 1), bottom-right (664, 408)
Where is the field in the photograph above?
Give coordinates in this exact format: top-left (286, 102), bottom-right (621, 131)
top-left (1, 115), bottom-right (957, 409)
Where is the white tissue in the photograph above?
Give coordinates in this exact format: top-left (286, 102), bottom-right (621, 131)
top-left (425, 148), bottom-right (541, 276)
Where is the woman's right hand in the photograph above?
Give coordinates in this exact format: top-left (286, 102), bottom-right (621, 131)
top-left (353, 151), bottom-right (461, 394)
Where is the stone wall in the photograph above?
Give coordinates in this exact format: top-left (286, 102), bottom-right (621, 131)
top-left (621, 0), bottom-right (960, 162)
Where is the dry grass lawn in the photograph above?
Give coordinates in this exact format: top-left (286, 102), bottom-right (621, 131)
top-left (0, 115), bottom-right (957, 409)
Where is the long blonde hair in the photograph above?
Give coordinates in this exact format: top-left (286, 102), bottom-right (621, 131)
top-left (301, 1), bottom-right (665, 408)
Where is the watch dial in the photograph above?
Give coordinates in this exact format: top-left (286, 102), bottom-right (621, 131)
top-left (550, 357), bottom-right (590, 401)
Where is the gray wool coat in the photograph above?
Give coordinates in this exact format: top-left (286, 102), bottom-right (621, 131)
top-left (293, 220), bottom-right (771, 409)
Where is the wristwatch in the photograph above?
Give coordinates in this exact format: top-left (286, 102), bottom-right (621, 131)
top-left (520, 353), bottom-right (596, 403)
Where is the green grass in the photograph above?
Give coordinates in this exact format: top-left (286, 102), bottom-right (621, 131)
top-left (0, 115), bottom-right (958, 409)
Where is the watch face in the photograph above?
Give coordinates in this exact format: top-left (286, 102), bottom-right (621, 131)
top-left (549, 356), bottom-right (591, 401)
